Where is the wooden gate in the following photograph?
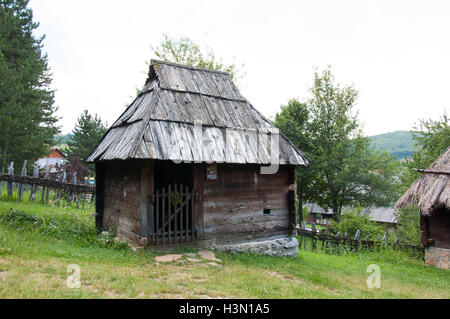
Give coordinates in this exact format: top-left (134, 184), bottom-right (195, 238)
top-left (150, 183), bottom-right (197, 245)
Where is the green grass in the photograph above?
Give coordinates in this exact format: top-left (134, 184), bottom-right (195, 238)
top-left (0, 198), bottom-right (449, 299)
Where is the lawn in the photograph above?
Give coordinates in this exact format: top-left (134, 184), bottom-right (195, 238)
top-left (0, 199), bottom-right (448, 299)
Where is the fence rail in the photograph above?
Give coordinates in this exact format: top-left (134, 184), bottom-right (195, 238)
top-left (0, 160), bottom-right (95, 209)
top-left (297, 222), bottom-right (423, 255)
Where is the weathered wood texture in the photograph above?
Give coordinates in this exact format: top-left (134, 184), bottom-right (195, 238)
top-left (102, 160), bottom-right (144, 243)
top-left (87, 60), bottom-right (308, 166)
top-left (0, 174), bottom-right (94, 193)
top-left (201, 164), bottom-right (295, 244)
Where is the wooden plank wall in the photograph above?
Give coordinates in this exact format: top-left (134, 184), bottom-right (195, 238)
top-left (202, 164), bottom-right (296, 244)
top-left (102, 160), bottom-right (144, 243)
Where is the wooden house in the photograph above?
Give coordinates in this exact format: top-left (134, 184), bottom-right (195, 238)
top-left (362, 207), bottom-right (398, 228)
top-left (34, 147), bottom-right (68, 175)
top-left (87, 60), bottom-right (308, 256)
top-left (396, 146), bottom-right (450, 269)
top-left (303, 203), bottom-right (334, 226)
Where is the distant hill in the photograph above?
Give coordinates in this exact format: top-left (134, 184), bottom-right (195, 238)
top-left (54, 134), bottom-right (73, 146)
top-left (369, 130), bottom-right (417, 159)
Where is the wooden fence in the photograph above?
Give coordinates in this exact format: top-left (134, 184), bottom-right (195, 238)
top-left (297, 222), bottom-right (423, 255)
top-left (0, 160), bottom-right (95, 209)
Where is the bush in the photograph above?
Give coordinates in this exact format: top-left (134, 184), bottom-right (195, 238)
top-left (328, 207), bottom-right (385, 239)
top-left (395, 206), bottom-right (422, 246)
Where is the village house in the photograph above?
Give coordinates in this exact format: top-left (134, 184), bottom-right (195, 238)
top-left (303, 203), bottom-right (398, 228)
top-left (34, 147), bottom-right (67, 176)
top-left (87, 60), bottom-right (308, 256)
top-left (396, 146), bottom-right (450, 270)
top-left (303, 203), bottom-right (334, 226)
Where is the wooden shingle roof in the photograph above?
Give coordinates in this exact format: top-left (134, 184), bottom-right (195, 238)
top-left (87, 60), bottom-right (308, 165)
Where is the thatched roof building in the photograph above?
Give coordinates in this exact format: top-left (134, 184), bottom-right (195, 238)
top-left (396, 146), bottom-right (450, 270)
top-left (396, 146), bottom-right (450, 215)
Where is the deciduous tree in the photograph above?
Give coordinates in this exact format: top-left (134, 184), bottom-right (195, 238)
top-left (275, 67), bottom-right (401, 218)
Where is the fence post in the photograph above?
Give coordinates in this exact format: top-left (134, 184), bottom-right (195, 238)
top-left (18, 160), bottom-right (27, 202)
top-left (354, 229), bottom-right (361, 252)
top-left (29, 165), bottom-right (38, 202)
top-left (7, 161), bottom-right (14, 198)
top-left (45, 170), bottom-right (50, 204)
top-left (311, 223), bottom-right (317, 251)
top-left (76, 176), bottom-right (81, 209)
top-left (57, 171), bottom-right (65, 207)
top-left (321, 227), bottom-right (329, 250)
top-left (82, 178), bottom-right (87, 210)
top-left (335, 232), bottom-right (341, 252)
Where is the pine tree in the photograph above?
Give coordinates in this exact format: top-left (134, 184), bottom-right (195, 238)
top-left (67, 110), bottom-right (107, 174)
top-left (0, 0), bottom-right (59, 172)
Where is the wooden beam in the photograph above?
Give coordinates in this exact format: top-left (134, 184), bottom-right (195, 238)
top-left (414, 168), bottom-right (450, 175)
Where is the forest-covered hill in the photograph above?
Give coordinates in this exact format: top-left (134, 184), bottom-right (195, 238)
top-left (369, 130), bottom-right (417, 159)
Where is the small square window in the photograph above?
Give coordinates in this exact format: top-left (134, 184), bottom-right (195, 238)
top-left (207, 165), bottom-right (217, 180)
top-left (264, 209), bottom-right (271, 215)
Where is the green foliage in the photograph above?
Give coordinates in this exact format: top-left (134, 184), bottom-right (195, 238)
top-left (0, 0), bottom-right (59, 170)
top-left (275, 67), bottom-right (401, 216)
top-left (302, 205), bottom-right (310, 221)
top-left (369, 130), bottom-right (416, 160)
top-left (275, 99), bottom-right (313, 210)
top-left (151, 34), bottom-right (243, 81)
top-left (0, 209), bottom-right (128, 250)
top-left (67, 110), bottom-right (107, 173)
top-left (401, 114), bottom-right (450, 192)
top-left (395, 207), bottom-right (422, 246)
top-left (328, 207), bottom-right (385, 239)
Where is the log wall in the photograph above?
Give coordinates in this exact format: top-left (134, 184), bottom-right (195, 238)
top-left (99, 160), bottom-right (298, 246)
top-left (202, 164), bottom-right (296, 244)
top-left (102, 160), bottom-right (145, 244)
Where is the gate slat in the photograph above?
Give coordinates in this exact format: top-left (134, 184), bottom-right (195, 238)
top-left (174, 183), bottom-right (178, 243)
top-left (168, 185), bottom-right (172, 244)
top-left (156, 190), bottom-right (160, 245)
top-left (181, 185), bottom-right (185, 241)
top-left (162, 187), bottom-right (166, 244)
top-left (191, 188), bottom-right (195, 240)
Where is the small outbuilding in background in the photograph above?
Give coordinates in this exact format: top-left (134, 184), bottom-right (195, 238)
top-left (396, 146), bottom-right (450, 270)
top-left (87, 60), bottom-right (308, 256)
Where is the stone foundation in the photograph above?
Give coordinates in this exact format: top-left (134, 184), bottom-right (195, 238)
top-left (425, 247), bottom-right (450, 270)
top-left (213, 235), bottom-right (298, 257)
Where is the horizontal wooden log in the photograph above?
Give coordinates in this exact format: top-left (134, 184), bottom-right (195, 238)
top-left (204, 209), bottom-right (289, 227)
top-left (0, 174), bottom-right (94, 193)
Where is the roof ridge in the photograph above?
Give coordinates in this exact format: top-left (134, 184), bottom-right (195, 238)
top-left (151, 59), bottom-right (231, 76)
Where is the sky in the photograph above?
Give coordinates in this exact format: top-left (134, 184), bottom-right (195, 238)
top-left (29, 0), bottom-right (450, 136)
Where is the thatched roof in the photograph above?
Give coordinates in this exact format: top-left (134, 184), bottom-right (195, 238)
top-left (396, 146), bottom-right (450, 215)
top-left (87, 60), bottom-right (307, 165)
